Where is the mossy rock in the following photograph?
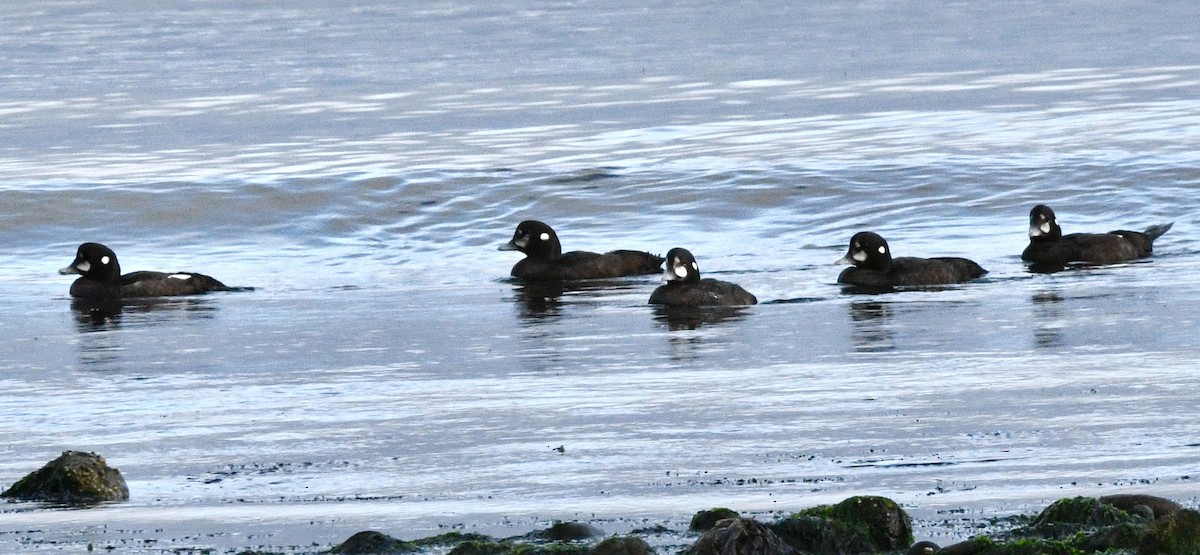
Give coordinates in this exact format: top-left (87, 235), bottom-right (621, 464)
top-left (1, 451), bottom-right (128, 504)
top-left (1138, 509), bottom-right (1200, 555)
top-left (772, 495), bottom-right (912, 553)
top-left (688, 517), bottom-right (796, 555)
top-left (451, 539), bottom-right (592, 555)
top-left (907, 540), bottom-right (940, 555)
top-left (530, 521), bottom-right (605, 541)
top-left (412, 532), bottom-right (494, 548)
top-left (935, 536), bottom-right (1086, 555)
top-left (449, 539), bottom-right (515, 555)
top-left (408, 530), bottom-right (492, 547)
top-left (513, 543), bottom-right (593, 555)
top-left (1080, 521), bottom-right (1145, 551)
top-left (691, 508), bottom-right (741, 532)
top-left (328, 530), bottom-right (416, 554)
top-left (1032, 496), bottom-right (1140, 529)
top-left (770, 515), bottom-right (875, 554)
top-left (591, 536), bottom-right (653, 555)
top-left (937, 536), bottom-right (993, 555)
top-left (1098, 494), bottom-right (1182, 520)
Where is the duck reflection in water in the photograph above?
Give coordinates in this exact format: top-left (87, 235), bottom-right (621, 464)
top-left (848, 301), bottom-right (895, 352)
top-left (508, 279), bottom-right (643, 323)
top-left (509, 281), bottom-right (567, 321)
top-left (651, 305), bottom-right (752, 331)
top-left (1030, 290), bottom-right (1065, 349)
top-left (69, 297), bottom-right (219, 332)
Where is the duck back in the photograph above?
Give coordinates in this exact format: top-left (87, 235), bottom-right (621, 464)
top-left (839, 256), bottom-right (986, 287)
top-left (649, 278), bottom-right (757, 306)
top-left (513, 249), bottom-right (663, 281)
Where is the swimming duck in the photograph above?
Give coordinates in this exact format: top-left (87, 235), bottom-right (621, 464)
top-left (837, 232), bottom-right (986, 287)
top-left (59, 242), bottom-right (231, 300)
top-left (1021, 204), bottom-right (1172, 265)
top-left (648, 247), bottom-right (757, 306)
top-left (499, 220), bottom-right (663, 281)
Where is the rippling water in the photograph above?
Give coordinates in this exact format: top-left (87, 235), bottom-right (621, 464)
top-left (3, 1), bottom-right (1200, 553)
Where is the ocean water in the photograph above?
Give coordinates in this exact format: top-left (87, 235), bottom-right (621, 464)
top-left (2, 1), bottom-right (1200, 553)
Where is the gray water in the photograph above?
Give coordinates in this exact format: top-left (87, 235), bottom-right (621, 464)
top-left (3, 1), bottom-right (1200, 553)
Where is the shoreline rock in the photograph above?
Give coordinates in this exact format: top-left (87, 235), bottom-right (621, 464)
top-left (319, 494), bottom-right (1194, 555)
top-left (1, 450), bottom-right (129, 505)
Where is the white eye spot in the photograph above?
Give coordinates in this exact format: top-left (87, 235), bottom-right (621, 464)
top-left (852, 250), bottom-right (868, 262)
top-left (877, 246), bottom-right (886, 254)
top-left (100, 256), bottom-right (110, 265)
top-left (539, 232), bottom-right (550, 241)
top-left (168, 274), bottom-right (191, 280)
top-left (690, 262), bottom-right (698, 270)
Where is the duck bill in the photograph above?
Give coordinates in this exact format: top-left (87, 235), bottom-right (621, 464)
top-left (58, 261), bottom-right (87, 275)
top-left (834, 254), bottom-right (852, 265)
top-left (497, 241), bottom-right (519, 251)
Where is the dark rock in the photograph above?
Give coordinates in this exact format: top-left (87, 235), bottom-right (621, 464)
top-left (688, 517), bottom-right (797, 555)
top-left (411, 532), bottom-right (494, 548)
top-left (1, 451), bottom-right (128, 504)
top-left (329, 530), bottom-right (415, 554)
top-left (1138, 509), bottom-right (1200, 555)
top-left (907, 540), bottom-right (939, 554)
top-left (591, 536), bottom-right (653, 555)
top-left (1081, 521), bottom-right (1145, 551)
top-left (1098, 493), bottom-right (1183, 520)
top-left (935, 539), bottom-right (988, 555)
top-left (448, 539), bottom-right (513, 555)
top-left (691, 508), bottom-right (742, 532)
top-left (1031, 496), bottom-right (1142, 530)
top-left (770, 495), bottom-right (913, 554)
top-left (770, 515), bottom-right (873, 554)
top-left (532, 521), bottom-right (605, 541)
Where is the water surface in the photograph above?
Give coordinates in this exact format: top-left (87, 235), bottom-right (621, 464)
top-left (2, 1), bottom-right (1200, 553)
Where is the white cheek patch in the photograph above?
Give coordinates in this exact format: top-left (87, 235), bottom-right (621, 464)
top-left (514, 237), bottom-right (528, 248)
top-left (539, 232), bottom-right (550, 241)
top-left (76, 260), bottom-right (91, 272)
top-left (100, 256), bottom-right (110, 265)
top-left (673, 265), bottom-right (689, 278)
top-left (1039, 222), bottom-right (1051, 234)
top-left (852, 250), bottom-right (867, 262)
top-left (168, 273), bottom-right (192, 280)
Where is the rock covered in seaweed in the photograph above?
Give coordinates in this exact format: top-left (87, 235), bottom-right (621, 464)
top-left (1, 451), bottom-right (128, 504)
top-left (687, 517), bottom-right (797, 555)
top-left (934, 494), bottom-right (1191, 554)
top-left (529, 521), bottom-right (605, 541)
top-left (769, 495), bottom-right (913, 554)
top-left (329, 530), bottom-right (415, 554)
top-left (1098, 493), bottom-right (1182, 520)
top-left (1138, 509), bottom-right (1200, 555)
top-left (691, 508), bottom-right (742, 532)
top-left (591, 536), bottom-right (654, 555)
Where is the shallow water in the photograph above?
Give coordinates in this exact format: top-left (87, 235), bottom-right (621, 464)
top-left (3, 1), bottom-right (1200, 553)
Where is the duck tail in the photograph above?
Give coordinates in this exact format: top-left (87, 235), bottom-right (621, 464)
top-left (1143, 222), bottom-right (1173, 241)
